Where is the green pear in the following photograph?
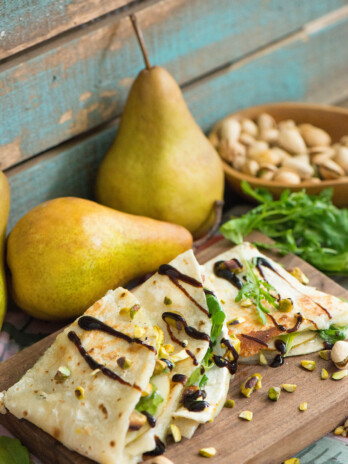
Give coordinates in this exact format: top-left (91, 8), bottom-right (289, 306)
top-left (96, 66), bottom-right (224, 238)
top-left (0, 171), bottom-right (10, 329)
top-left (7, 197), bottom-right (192, 321)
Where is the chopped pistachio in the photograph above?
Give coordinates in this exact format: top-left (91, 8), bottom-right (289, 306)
top-left (300, 360), bottom-right (316, 371)
top-left (227, 317), bottom-right (245, 326)
top-left (128, 410), bottom-right (147, 431)
top-left (130, 304), bottom-right (141, 319)
top-left (240, 298), bottom-right (253, 307)
top-left (117, 357), bottom-right (132, 369)
top-left (154, 359), bottom-right (169, 375)
top-left (134, 325), bottom-right (145, 338)
top-left (163, 343), bottom-right (174, 354)
top-left (259, 352), bottom-right (268, 365)
top-left (119, 307), bottom-right (131, 317)
top-left (334, 426), bottom-right (344, 435)
top-left (75, 386), bottom-right (84, 400)
top-left (319, 350), bottom-right (331, 361)
top-left (299, 402), bottom-right (307, 411)
top-left (282, 384), bottom-right (297, 393)
top-left (332, 369), bottom-right (348, 380)
top-left (170, 424), bottom-right (181, 443)
top-left (240, 373), bottom-right (262, 398)
top-left (223, 334), bottom-right (240, 361)
top-left (171, 349), bottom-right (189, 362)
top-left (164, 296), bottom-right (172, 306)
top-left (239, 410), bottom-right (253, 421)
top-left (284, 459), bottom-right (300, 464)
top-left (278, 298), bottom-right (293, 313)
top-left (321, 368), bottom-right (329, 380)
top-left (220, 299), bottom-right (226, 305)
top-left (289, 267), bottom-right (309, 285)
top-left (224, 399), bottom-right (235, 408)
top-left (199, 447), bottom-right (217, 458)
top-left (54, 366), bottom-right (71, 382)
top-left (268, 386), bottom-right (281, 401)
top-left (141, 383), bottom-right (153, 397)
top-left (159, 346), bottom-right (170, 358)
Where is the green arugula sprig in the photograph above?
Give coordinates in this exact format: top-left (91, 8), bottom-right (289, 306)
top-left (317, 325), bottom-right (348, 344)
top-left (0, 436), bottom-right (34, 464)
top-left (235, 259), bottom-right (279, 325)
top-left (135, 383), bottom-right (164, 416)
top-left (220, 181), bottom-right (348, 275)
top-left (277, 332), bottom-right (300, 356)
top-left (187, 292), bottom-right (225, 388)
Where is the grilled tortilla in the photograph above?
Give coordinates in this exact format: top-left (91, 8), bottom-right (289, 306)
top-left (2, 250), bottom-right (233, 463)
top-left (203, 242), bottom-right (348, 363)
top-left (3, 288), bottom-right (157, 464)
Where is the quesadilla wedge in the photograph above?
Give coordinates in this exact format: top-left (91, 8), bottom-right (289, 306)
top-left (203, 242), bottom-right (348, 365)
top-left (125, 250), bottom-right (234, 460)
top-left (2, 288), bottom-right (157, 464)
top-left (2, 250), bottom-right (235, 464)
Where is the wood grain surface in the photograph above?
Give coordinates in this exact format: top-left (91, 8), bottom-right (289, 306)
top-left (1, 1), bottom-right (347, 169)
top-left (1, 235), bottom-right (347, 464)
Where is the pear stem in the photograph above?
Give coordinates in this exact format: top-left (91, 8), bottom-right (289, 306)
top-left (193, 200), bottom-right (224, 250)
top-left (130, 14), bottom-right (151, 70)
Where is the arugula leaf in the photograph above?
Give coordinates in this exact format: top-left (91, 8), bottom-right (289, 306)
top-left (317, 325), bottom-right (348, 344)
top-left (135, 384), bottom-right (163, 416)
top-left (187, 292), bottom-right (225, 388)
top-left (0, 436), bottom-right (34, 464)
top-left (278, 332), bottom-right (300, 356)
top-left (235, 259), bottom-right (278, 325)
top-left (220, 182), bottom-right (348, 275)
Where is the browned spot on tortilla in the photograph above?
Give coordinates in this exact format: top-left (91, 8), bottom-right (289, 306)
top-left (99, 403), bottom-right (108, 419)
top-left (110, 440), bottom-right (115, 447)
top-left (53, 427), bottom-right (61, 439)
top-left (23, 411), bottom-right (28, 417)
top-left (239, 327), bottom-right (281, 357)
top-left (118, 412), bottom-right (123, 418)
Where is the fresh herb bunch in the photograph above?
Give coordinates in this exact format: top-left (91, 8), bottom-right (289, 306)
top-left (235, 259), bottom-right (278, 324)
top-left (221, 181), bottom-right (348, 275)
top-left (187, 292), bottom-right (225, 388)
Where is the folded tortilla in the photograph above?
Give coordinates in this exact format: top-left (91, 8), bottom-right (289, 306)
top-left (3, 288), bottom-right (157, 464)
top-left (3, 250), bottom-right (233, 463)
top-left (203, 242), bottom-right (348, 363)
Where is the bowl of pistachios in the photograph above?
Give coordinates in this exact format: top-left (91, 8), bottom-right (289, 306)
top-left (209, 102), bottom-right (348, 205)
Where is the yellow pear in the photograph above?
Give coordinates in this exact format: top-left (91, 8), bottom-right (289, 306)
top-left (7, 197), bottom-right (192, 321)
top-left (0, 171), bottom-right (10, 329)
top-left (96, 66), bottom-right (224, 238)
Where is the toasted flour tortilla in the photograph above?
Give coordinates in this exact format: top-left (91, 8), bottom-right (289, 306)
top-left (125, 250), bottom-right (214, 462)
top-left (203, 242), bottom-right (348, 362)
top-left (3, 288), bottom-right (157, 464)
top-left (3, 251), bottom-right (233, 463)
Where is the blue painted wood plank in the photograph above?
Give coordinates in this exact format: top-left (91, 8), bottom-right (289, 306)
top-left (0, 0), bottom-right (129, 59)
top-left (6, 13), bottom-right (348, 231)
top-left (1, 0), bottom-right (347, 169)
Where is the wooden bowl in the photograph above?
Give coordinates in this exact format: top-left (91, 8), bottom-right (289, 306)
top-left (220, 102), bottom-right (348, 205)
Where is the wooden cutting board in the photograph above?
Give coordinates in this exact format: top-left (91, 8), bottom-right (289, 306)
top-left (1, 234), bottom-right (347, 464)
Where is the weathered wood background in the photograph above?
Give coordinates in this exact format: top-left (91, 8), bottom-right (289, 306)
top-left (1, 0), bottom-right (348, 230)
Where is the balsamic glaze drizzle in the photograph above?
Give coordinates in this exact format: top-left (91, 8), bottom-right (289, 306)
top-left (161, 312), bottom-right (210, 354)
top-left (143, 436), bottom-right (166, 457)
top-left (274, 339), bottom-right (286, 355)
top-left (213, 261), bottom-right (243, 290)
top-left (181, 387), bottom-right (209, 412)
top-left (241, 333), bottom-right (269, 347)
top-left (185, 349), bottom-right (199, 366)
top-left (270, 354), bottom-right (284, 368)
top-left (212, 354), bottom-right (237, 375)
top-left (287, 313), bottom-right (303, 333)
top-left (67, 331), bottom-right (141, 391)
top-left (158, 264), bottom-right (209, 316)
top-left (172, 374), bottom-right (188, 385)
top-left (267, 314), bottom-right (286, 332)
top-left (141, 411), bottom-right (156, 428)
top-left (78, 315), bottom-right (155, 352)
